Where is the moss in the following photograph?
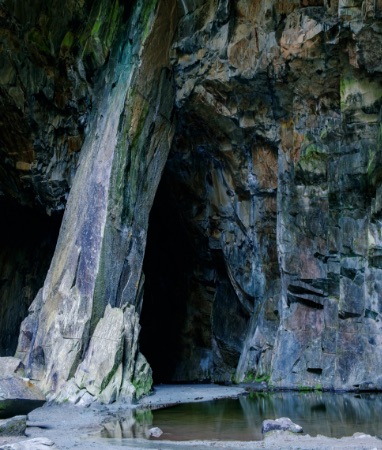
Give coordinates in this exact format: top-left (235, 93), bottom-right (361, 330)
top-left (244, 371), bottom-right (256, 382)
top-left (104, 0), bottom-right (120, 49)
top-left (297, 385), bottom-right (313, 391)
top-left (303, 143), bottom-right (326, 158)
top-left (79, 0), bottom-right (122, 69)
top-left (255, 373), bottom-right (270, 383)
top-left (91, 18), bottom-right (102, 37)
top-left (135, 409), bottom-right (153, 424)
top-left (120, 92), bottom-right (151, 225)
top-left (141, 0), bottom-right (158, 42)
top-left (60, 31), bottom-right (75, 55)
top-left (340, 73), bottom-right (382, 112)
top-left (26, 28), bottom-right (51, 55)
top-left (132, 373), bottom-right (153, 399)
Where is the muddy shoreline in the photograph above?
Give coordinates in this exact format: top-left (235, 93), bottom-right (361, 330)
top-left (1, 385), bottom-right (382, 449)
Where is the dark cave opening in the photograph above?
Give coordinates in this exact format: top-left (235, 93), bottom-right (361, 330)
top-left (140, 160), bottom-right (251, 384)
top-left (139, 173), bottom-right (193, 383)
top-left (0, 198), bottom-right (62, 356)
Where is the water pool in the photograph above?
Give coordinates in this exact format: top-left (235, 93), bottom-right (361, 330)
top-left (101, 391), bottom-right (382, 441)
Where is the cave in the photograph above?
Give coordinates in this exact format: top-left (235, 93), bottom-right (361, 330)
top-left (2, 0), bottom-right (382, 405)
top-left (139, 137), bottom-right (252, 384)
top-left (0, 198), bottom-right (62, 356)
top-left (139, 172), bottom-right (192, 383)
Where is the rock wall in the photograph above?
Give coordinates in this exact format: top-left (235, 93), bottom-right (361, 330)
top-left (156, 0), bottom-right (382, 389)
top-left (12, 0), bottom-right (178, 403)
top-left (0, 0), bottom-right (382, 401)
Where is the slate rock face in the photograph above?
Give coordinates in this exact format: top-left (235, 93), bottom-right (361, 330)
top-left (162, 0), bottom-right (382, 390)
top-left (1, 0), bottom-right (382, 401)
top-left (0, 0), bottom-right (124, 212)
top-left (12, 0), bottom-right (178, 403)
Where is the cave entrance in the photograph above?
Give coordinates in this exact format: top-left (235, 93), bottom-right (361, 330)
top-left (139, 172), bottom-right (193, 383)
top-left (0, 198), bottom-right (62, 356)
top-left (139, 159), bottom-right (251, 385)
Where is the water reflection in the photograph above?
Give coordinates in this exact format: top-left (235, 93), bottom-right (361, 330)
top-left (101, 410), bottom-right (154, 439)
top-left (101, 392), bottom-right (382, 441)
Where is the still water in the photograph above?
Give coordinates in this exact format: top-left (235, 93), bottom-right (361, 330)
top-left (101, 391), bottom-right (382, 441)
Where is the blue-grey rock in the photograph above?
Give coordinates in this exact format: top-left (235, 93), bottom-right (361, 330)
top-left (262, 417), bottom-right (303, 434)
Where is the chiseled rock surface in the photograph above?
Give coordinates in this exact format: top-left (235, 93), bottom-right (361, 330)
top-left (54, 305), bottom-right (152, 404)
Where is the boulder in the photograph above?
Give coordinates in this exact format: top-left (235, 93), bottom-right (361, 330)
top-left (148, 427), bottom-right (163, 438)
top-left (0, 415), bottom-right (26, 436)
top-left (0, 359), bottom-right (25, 379)
top-left (0, 437), bottom-right (59, 449)
top-left (262, 417), bottom-right (303, 434)
top-left (0, 378), bottom-right (45, 402)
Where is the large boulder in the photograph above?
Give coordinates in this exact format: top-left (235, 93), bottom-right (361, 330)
top-left (0, 437), bottom-right (59, 449)
top-left (262, 417), bottom-right (303, 434)
top-left (0, 356), bottom-right (45, 419)
top-left (0, 416), bottom-right (26, 436)
top-left (0, 377), bottom-right (44, 402)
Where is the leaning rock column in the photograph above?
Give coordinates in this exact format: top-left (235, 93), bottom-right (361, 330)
top-left (15, 0), bottom-right (178, 403)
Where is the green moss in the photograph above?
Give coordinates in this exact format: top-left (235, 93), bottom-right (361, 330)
top-left (91, 18), bottom-right (102, 37)
top-left (26, 28), bottom-right (51, 55)
top-left (132, 374), bottom-right (153, 399)
top-left (60, 31), bottom-right (75, 52)
top-left (303, 143), bottom-right (326, 159)
top-left (255, 373), bottom-right (270, 383)
top-left (135, 409), bottom-right (153, 424)
top-left (297, 385), bottom-right (313, 392)
top-left (105, 0), bottom-right (120, 49)
top-left (340, 75), bottom-right (348, 111)
top-left (141, 0), bottom-right (158, 41)
top-left (120, 94), bottom-right (151, 225)
top-left (244, 371), bottom-right (256, 382)
top-left (79, 0), bottom-right (122, 68)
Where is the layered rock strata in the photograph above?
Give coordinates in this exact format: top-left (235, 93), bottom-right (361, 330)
top-left (13, 0), bottom-right (178, 403)
top-left (0, 0), bottom-right (381, 401)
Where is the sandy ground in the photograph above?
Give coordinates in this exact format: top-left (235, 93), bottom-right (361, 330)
top-left (1, 385), bottom-right (382, 449)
